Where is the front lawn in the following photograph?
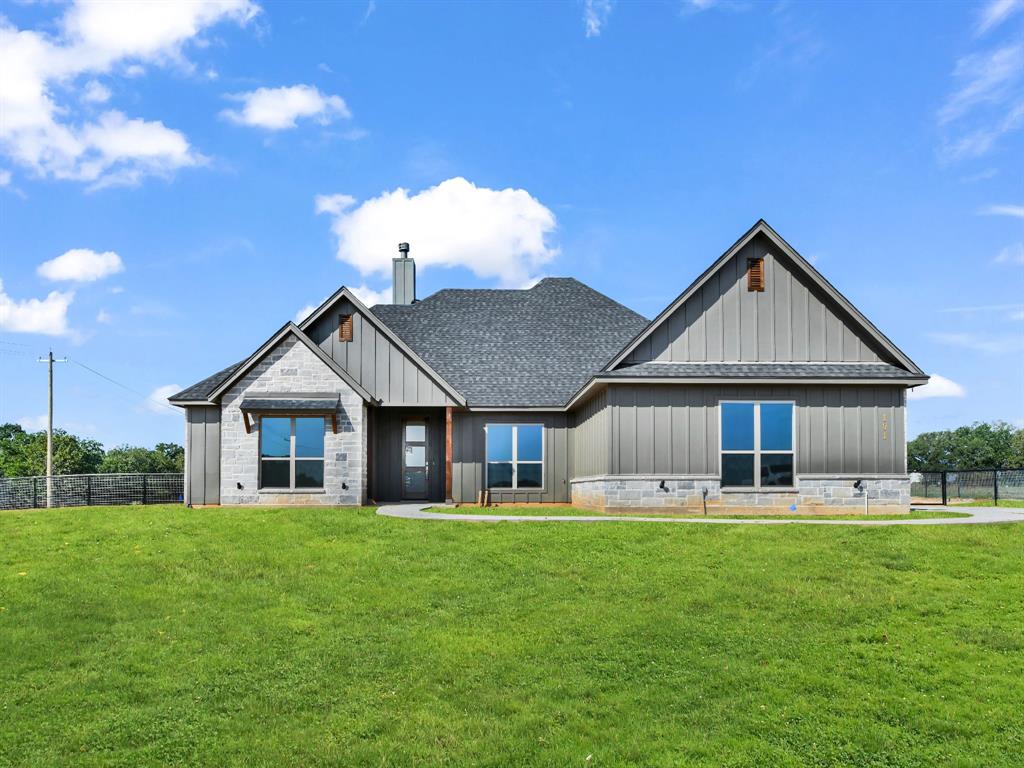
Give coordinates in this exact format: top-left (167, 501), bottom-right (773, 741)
top-left (2, 504), bottom-right (1022, 766)
top-left (434, 505), bottom-right (972, 521)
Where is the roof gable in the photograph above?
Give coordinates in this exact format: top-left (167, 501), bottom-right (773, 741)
top-left (606, 220), bottom-right (925, 375)
top-left (298, 286), bottom-right (466, 406)
top-left (206, 322), bottom-right (375, 403)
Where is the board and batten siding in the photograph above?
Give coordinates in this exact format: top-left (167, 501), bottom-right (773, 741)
top-left (185, 405), bottom-right (220, 505)
top-left (605, 384), bottom-right (906, 477)
top-left (571, 390), bottom-right (609, 478)
top-left (370, 407), bottom-right (446, 502)
top-left (626, 233), bottom-right (891, 365)
top-left (305, 297), bottom-right (457, 407)
top-left (452, 412), bottom-right (571, 503)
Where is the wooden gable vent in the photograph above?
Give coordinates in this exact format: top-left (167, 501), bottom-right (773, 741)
top-left (747, 258), bottom-right (765, 292)
top-left (338, 313), bottom-right (354, 342)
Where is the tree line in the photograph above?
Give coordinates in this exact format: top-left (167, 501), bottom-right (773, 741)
top-left (0, 423), bottom-right (184, 478)
top-left (907, 421), bottom-right (1024, 472)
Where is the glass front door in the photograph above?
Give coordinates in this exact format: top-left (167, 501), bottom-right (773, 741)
top-left (402, 421), bottom-right (428, 499)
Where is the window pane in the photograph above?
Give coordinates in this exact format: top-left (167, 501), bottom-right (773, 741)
top-left (295, 460), bottom-right (324, 488)
top-left (722, 454), bottom-right (755, 487)
top-left (760, 454), bottom-right (794, 487)
top-left (260, 418), bottom-right (291, 457)
top-left (486, 425), bottom-right (513, 462)
top-left (405, 445), bottom-right (426, 468)
top-left (261, 459), bottom-right (290, 488)
top-left (295, 417), bottom-right (325, 457)
top-left (517, 425), bottom-right (543, 462)
top-left (517, 463), bottom-right (543, 488)
top-left (405, 423), bottom-right (425, 442)
top-left (721, 403), bottom-right (754, 451)
top-left (760, 403), bottom-right (793, 451)
top-left (488, 462), bottom-right (513, 488)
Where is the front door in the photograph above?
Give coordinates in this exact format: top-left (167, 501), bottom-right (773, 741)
top-left (402, 420), bottom-right (428, 499)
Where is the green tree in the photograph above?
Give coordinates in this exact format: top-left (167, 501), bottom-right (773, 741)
top-left (908, 421), bottom-right (1024, 471)
top-left (99, 443), bottom-right (185, 473)
top-left (0, 424), bottom-right (104, 477)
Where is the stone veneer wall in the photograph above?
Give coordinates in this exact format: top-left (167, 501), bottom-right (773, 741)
top-left (220, 335), bottom-right (366, 505)
top-left (571, 476), bottom-right (911, 515)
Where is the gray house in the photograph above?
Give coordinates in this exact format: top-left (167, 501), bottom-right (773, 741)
top-left (169, 221), bottom-right (928, 514)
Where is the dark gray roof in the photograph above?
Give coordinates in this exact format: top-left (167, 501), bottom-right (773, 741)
top-left (169, 362), bottom-right (243, 403)
top-left (598, 362), bottom-right (925, 380)
top-left (239, 397), bottom-right (340, 412)
top-left (370, 278), bottom-right (650, 407)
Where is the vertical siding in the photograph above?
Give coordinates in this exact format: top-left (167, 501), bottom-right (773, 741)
top-left (305, 297), bottom-right (456, 406)
top-left (369, 407), bottom-right (445, 502)
top-left (452, 412), bottom-right (570, 503)
top-left (186, 405), bottom-right (220, 505)
top-left (571, 390), bottom-right (609, 477)
top-left (625, 233), bottom-right (889, 365)
top-left (606, 384), bottom-right (906, 476)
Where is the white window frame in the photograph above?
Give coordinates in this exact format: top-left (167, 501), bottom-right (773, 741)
top-left (259, 415), bottom-right (326, 490)
top-left (719, 401), bottom-right (796, 490)
top-left (485, 423), bottom-right (545, 491)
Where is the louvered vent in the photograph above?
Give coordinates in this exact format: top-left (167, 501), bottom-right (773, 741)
top-left (338, 313), bottom-right (354, 342)
top-left (747, 258), bottom-right (765, 292)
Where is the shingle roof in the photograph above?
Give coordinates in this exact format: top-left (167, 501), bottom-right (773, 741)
top-left (370, 278), bottom-right (650, 407)
top-left (598, 362), bottom-right (924, 380)
top-left (169, 361), bottom-right (243, 403)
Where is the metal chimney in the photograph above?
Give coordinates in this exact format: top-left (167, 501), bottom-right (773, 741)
top-left (393, 243), bottom-right (415, 304)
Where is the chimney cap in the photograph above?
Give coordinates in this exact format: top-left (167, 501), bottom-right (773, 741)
top-left (398, 242), bottom-right (410, 255)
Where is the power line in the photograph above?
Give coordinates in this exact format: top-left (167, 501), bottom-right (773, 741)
top-left (69, 358), bottom-right (179, 414)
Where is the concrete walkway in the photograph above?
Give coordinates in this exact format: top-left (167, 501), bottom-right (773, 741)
top-left (377, 503), bottom-right (1024, 526)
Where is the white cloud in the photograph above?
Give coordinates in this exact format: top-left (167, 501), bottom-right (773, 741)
top-left (0, 169), bottom-right (9, 186)
top-left (908, 374), bottom-right (967, 400)
top-left (315, 177), bottom-right (558, 287)
top-left (82, 79), bottom-right (111, 104)
top-left (994, 243), bottom-right (1024, 264)
top-left (96, 309), bottom-right (112, 324)
top-left (0, 1), bottom-right (258, 188)
top-left (976, 0), bottom-right (1023, 36)
top-left (930, 331), bottom-right (1024, 354)
top-left (583, 0), bottom-right (612, 38)
top-left (37, 248), bottom-right (124, 282)
top-left (221, 85), bottom-right (350, 130)
top-left (294, 301), bottom-right (322, 324)
top-left (0, 278), bottom-right (74, 336)
top-left (147, 384), bottom-right (183, 414)
top-left (349, 284), bottom-right (391, 307)
top-left (980, 203), bottom-right (1024, 217)
top-left (18, 414), bottom-right (50, 432)
top-left (937, 44), bottom-right (1024, 159)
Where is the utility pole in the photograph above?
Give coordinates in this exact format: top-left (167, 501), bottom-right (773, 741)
top-left (37, 350), bottom-right (67, 508)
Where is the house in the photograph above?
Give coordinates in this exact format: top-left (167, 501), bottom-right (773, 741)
top-left (169, 221), bottom-right (928, 514)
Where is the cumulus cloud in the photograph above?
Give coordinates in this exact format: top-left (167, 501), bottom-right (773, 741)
top-left (37, 248), bottom-right (124, 282)
top-left (82, 79), bottom-right (111, 104)
top-left (0, 0), bottom-right (258, 188)
top-left (583, 0), bottom-right (612, 38)
top-left (0, 278), bottom-right (74, 335)
top-left (294, 284), bottom-right (391, 323)
top-left (908, 374), bottom-right (967, 400)
top-left (315, 177), bottom-right (558, 287)
top-left (147, 384), bottom-right (183, 414)
top-left (221, 84), bottom-right (351, 130)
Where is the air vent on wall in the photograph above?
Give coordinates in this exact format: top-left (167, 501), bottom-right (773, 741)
top-left (747, 258), bottom-right (765, 292)
top-left (339, 313), bottom-right (353, 342)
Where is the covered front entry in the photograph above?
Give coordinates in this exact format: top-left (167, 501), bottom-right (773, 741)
top-left (369, 406), bottom-right (449, 503)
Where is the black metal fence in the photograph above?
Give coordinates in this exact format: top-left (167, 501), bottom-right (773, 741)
top-left (0, 473), bottom-right (184, 511)
top-left (911, 469), bottom-right (1024, 505)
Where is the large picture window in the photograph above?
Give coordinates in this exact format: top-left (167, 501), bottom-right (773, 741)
top-left (720, 402), bottom-right (794, 489)
top-left (486, 424), bottom-right (543, 489)
top-left (260, 416), bottom-right (325, 490)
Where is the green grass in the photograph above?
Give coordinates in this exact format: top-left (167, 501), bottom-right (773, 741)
top-left (2, 504), bottom-right (1022, 767)
top-left (952, 498), bottom-right (1024, 508)
top-left (433, 506), bottom-right (972, 521)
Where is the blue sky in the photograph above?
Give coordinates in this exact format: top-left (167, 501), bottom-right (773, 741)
top-left (1, 0), bottom-right (1022, 450)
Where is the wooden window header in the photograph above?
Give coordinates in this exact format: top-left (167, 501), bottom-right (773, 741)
top-left (338, 313), bottom-right (354, 342)
top-left (747, 258), bottom-right (765, 292)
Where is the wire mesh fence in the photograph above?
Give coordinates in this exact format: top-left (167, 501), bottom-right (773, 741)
top-left (910, 469), bottom-right (1024, 505)
top-left (0, 473), bottom-right (183, 510)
